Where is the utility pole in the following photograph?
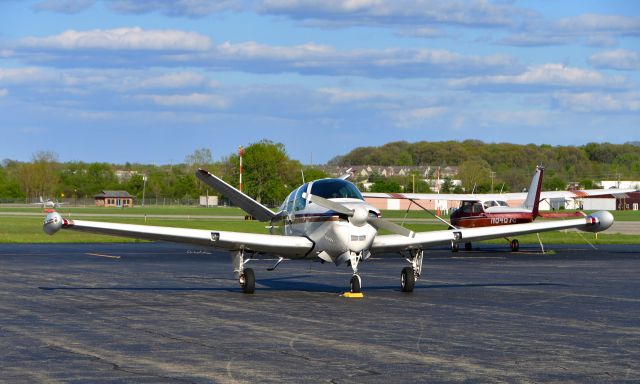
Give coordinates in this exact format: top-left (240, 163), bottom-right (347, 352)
top-left (142, 175), bottom-right (147, 207)
top-left (238, 146), bottom-right (245, 192)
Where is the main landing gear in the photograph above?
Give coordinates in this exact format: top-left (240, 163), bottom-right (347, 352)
top-left (509, 239), bottom-right (520, 252)
top-left (401, 249), bottom-right (423, 293)
top-left (232, 249), bottom-right (255, 294)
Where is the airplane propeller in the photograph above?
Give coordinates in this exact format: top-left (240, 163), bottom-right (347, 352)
top-left (304, 193), bottom-right (415, 238)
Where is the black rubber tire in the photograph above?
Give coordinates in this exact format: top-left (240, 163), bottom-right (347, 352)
top-left (510, 239), bottom-right (520, 252)
top-left (464, 242), bottom-right (472, 251)
top-left (350, 275), bottom-right (362, 293)
top-left (241, 268), bottom-right (255, 294)
top-left (452, 243), bottom-right (459, 252)
top-left (401, 267), bottom-right (415, 293)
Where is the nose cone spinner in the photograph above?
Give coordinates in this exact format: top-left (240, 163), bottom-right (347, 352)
top-left (43, 211), bottom-right (63, 235)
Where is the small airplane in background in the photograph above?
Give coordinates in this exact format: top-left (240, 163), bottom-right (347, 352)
top-left (43, 168), bottom-right (615, 295)
top-left (32, 196), bottom-right (66, 209)
top-left (364, 166), bottom-right (634, 252)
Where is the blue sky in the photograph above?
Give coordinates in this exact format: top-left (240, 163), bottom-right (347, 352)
top-left (1, 0), bottom-right (638, 165)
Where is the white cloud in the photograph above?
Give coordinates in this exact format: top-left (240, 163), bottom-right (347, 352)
top-left (213, 41), bottom-right (518, 78)
top-left (501, 13), bottom-right (640, 47)
top-left (500, 34), bottom-right (573, 47)
top-left (139, 93), bottom-right (229, 108)
top-left (107, 0), bottom-right (242, 17)
top-left (217, 41), bottom-right (335, 60)
top-left (554, 14), bottom-right (640, 35)
top-left (128, 72), bottom-right (218, 90)
top-left (20, 28), bottom-right (212, 51)
top-left (589, 49), bottom-right (640, 71)
top-left (395, 27), bottom-right (448, 39)
top-left (13, 30), bottom-right (517, 78)
top-left (552, 92), bottom-right (640, 113)
top-left (258, 0), bottom-right (532, 28)
top-left (449, 63), bottom-right (629, 91)
top-left (317, 87), bottom-right (397, 104)
top-left (0, 88), bottom-right (8, 97)
top-left (0, 67), bottom-right (55, 84)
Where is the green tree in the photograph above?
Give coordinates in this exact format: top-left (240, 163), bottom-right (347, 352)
top-left (370, 179), bottom-right (401, 192)
top-left (543, 176), bottom-right (567, 191)
top-left (15, 151), bottom-right (60, 199)
top-left (0, 165), bottom-right (24, 198)
top-left (223, 140), bottom-right (301, 206)
top-left (457, 159), bottom-right (491, 193)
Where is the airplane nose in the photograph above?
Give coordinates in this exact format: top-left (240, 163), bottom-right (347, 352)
top-left (349, 205), bottom-right (369, 227)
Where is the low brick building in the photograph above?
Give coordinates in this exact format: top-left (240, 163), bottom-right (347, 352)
top-left (95, 190), bottom-right (134, 207)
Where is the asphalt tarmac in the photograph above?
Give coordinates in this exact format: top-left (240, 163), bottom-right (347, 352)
top-left (1, 242), bottom-right (638, 383)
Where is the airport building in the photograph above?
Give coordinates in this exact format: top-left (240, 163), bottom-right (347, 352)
top-left (94, 190), bottom-right (134, 207)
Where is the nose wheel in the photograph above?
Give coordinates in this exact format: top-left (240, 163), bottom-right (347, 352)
top-left (350, 274), bottom-right (362, 293)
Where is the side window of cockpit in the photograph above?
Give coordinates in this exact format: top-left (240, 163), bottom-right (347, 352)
top-left (294, 183), bottom-right (308, 211)
top-left (472, 203), bottom-right (483, 213)
top-left (286, 191), bottom-right (295, 213)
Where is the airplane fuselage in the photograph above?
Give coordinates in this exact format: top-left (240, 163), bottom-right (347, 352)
top-left (269, 179), bottom-right (380, 265)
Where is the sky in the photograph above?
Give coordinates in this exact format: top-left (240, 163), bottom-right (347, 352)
top-left (0, 0), bottom-right (638, 165)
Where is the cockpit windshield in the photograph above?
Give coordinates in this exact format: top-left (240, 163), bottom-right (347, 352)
top-left (310, 179), bottom-right (363, 200)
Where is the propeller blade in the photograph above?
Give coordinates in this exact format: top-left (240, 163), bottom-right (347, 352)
top-left (367, 217), bottom-right (415, 238)
top-left (304, 193), bottom-right (354, 216)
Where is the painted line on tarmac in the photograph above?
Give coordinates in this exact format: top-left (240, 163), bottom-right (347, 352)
top-left (86, 252), bottom-right (121, 259)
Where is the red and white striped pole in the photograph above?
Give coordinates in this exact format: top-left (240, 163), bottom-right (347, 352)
top-left (238, 146), bottom-right (244, 192)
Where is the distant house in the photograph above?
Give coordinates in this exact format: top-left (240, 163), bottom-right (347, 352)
top-left (95, 190), bottom-right (134, 207)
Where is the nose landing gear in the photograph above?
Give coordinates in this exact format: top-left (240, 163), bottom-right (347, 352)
top-left (348, 252), bottom-right (363, 293)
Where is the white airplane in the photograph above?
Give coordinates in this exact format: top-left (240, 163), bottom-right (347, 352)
top-left (32, 196), bottom-right (66, 209)
top-left (43, 169), bottom-right (614, 294)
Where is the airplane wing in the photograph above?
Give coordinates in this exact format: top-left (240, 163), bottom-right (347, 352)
top-left (43, 212), bottom-right (313, 258)
top-left (364, 188), bottom-right (637, 202)
top-left (363, 192), bottom-right (479, 201)
top-left (196, 169), bottom-right (276, 222)
top-left (371, 211), bottom-right (613, 253)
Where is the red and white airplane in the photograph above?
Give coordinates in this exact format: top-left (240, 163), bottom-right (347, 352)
top-left (364, 166), bottom-right (633, 251)
top-left (43, 169), bottom-right (614, 294)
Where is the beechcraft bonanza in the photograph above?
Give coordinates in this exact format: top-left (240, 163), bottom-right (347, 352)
top-left (44, 169), bottom-right (615, 294)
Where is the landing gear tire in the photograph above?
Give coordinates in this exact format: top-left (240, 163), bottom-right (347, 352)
top-left (350, 275), bottom-right (362, 293)
top-left (464, 242), bottom-right (472, 251)
top-left (510, 239), bottom-right (520, 252)
top-left (452, 243), bottom-right (459, 252)
top-left (240, 268), bottom-right (255, 294)
top-left (400, 267), bottom-right (415, 293)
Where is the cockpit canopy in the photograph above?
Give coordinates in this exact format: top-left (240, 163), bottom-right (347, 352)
top-left (280, 178), bottom-right (364, 213)
top-left (310, 179), bottom-right (363, 200)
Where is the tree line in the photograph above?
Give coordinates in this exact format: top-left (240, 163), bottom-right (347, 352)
top-left (330, 140), bottom-right (640, 192)
top-left (0, 141), bottom-right (328, 207)
top-left (2, 140), bottom-right (639, 203)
